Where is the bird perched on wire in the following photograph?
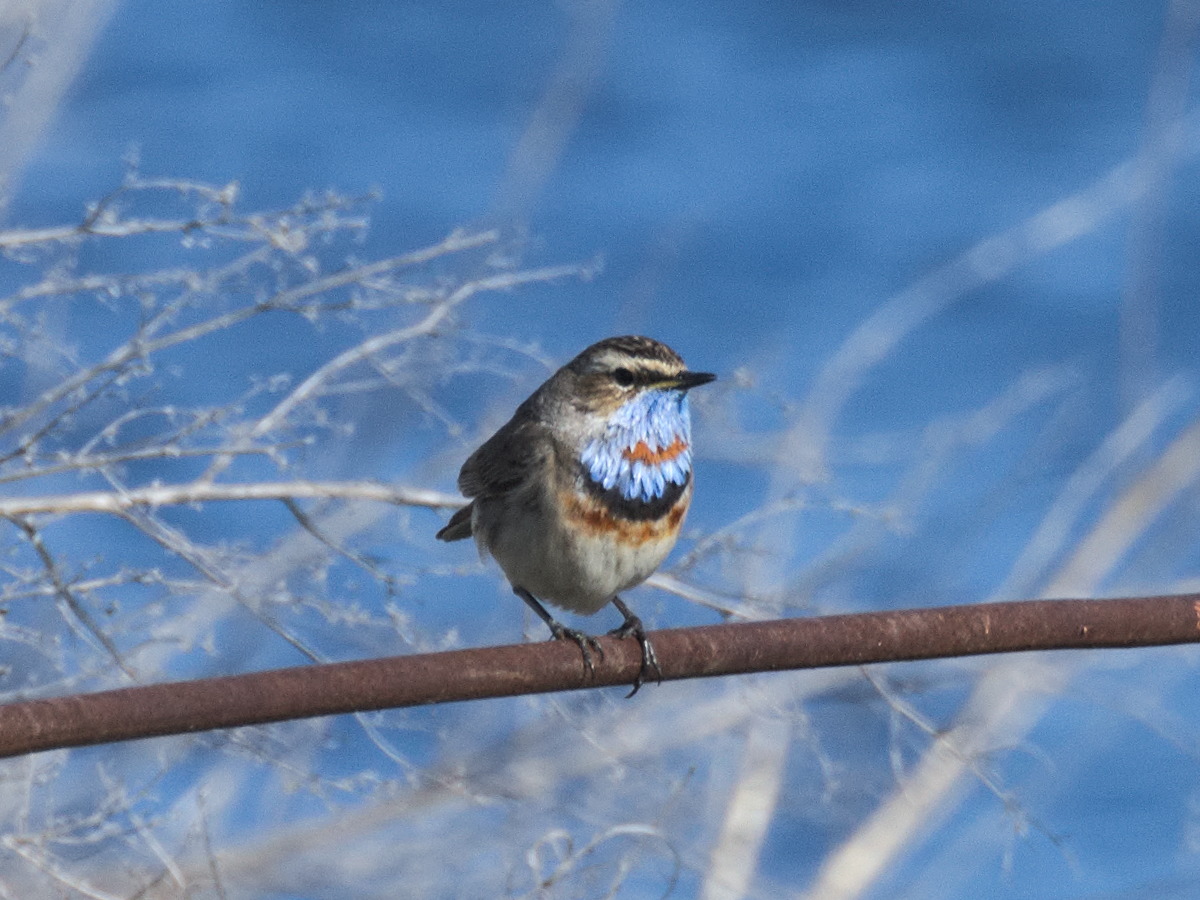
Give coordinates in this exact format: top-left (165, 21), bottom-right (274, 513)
top-left (437, 335), bottom-right (715, 695)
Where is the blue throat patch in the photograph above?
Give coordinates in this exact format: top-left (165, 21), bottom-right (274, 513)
top-left (580, 390), bottom-right (693, 503)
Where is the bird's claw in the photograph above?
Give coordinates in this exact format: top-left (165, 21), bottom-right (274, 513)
top-left (549, 623), bottom-right (605, 676)
top-left (609, 616), bottom-right (662, 698)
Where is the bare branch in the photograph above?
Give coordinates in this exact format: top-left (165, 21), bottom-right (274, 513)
top-left (196, 260), bottom-right (594, 485)
top-left (282, 498), bottom-right (402, 592)
top-left (0, 480), bottom-right (461, 518)
top-left (6, 517), bottom-right (137, 680)
top-left (0, 444), bottom-right (288, 486)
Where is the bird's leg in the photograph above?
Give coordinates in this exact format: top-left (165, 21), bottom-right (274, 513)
top-left (514, 586), bottom-right (604, 676)
top-left (609, 596), bottom-right (663, 697)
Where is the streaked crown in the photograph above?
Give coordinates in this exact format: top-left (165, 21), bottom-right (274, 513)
top-left (565, 336), bottom-right (713, 415)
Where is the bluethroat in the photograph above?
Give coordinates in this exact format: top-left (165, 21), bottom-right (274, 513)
top-left (437, 335), bottom-right (715, 694)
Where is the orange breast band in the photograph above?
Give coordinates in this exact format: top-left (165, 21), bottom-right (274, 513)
top-left (622, 436), bottom-right (688, 465)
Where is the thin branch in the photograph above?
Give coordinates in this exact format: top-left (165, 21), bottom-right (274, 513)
top-left (0, 593), bottom-right (1197, 759)
top-left (110, 505), bottom-right (324, 666)
top-left (6, 517), bottom-right (137, 681)
top-left (0, 180), bottom-right (368, 251)
top-left (281, 498), bottom-right (401, 592)
top-left (0, 229), bottom-right (501, 441)
top-left (0, 444), bottom-right (287, 486)
top-left (0, 480), bottom-right (462, 517)
top-left (196, 259), bottom-right (592, 485)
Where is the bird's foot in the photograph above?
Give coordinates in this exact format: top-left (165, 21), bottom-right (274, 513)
top-left (609, 602), bottom-right (663, 698)
top-left (548, 622), bottom-right (605, 677)
top-left (515, 586), bottom-right (605, 678)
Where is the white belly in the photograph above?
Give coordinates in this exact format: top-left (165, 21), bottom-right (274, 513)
top-left (472, 486), bottom-right (683, 616)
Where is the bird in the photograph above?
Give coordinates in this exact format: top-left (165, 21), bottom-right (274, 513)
top-left (437, 335), bottom-right (715, 695)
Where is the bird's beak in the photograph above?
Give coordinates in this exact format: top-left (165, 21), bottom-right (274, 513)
top-left (672, 370), bottom-right (717, 391)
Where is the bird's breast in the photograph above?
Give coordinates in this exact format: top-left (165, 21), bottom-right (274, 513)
top-left (558, 479), bottom-right (691, 546)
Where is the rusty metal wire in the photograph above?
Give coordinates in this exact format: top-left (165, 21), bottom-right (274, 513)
top-left (1, 593), bottom-right (1197, 759)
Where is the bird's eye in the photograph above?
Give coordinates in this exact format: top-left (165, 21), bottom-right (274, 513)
top-left (612, 367), bottom-right (635, 387)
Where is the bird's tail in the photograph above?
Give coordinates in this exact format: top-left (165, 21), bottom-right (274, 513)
top-left (436, 502), bottom-right (474, 541)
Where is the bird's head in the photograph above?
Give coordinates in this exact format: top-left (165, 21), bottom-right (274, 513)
top-left (564, 336), bottom-right (715, 503)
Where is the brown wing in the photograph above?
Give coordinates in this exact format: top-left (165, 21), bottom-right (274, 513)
top-left (437, 413), bottom-right (553, 542)
top-left (456, 414), bottom-right (551, 499)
